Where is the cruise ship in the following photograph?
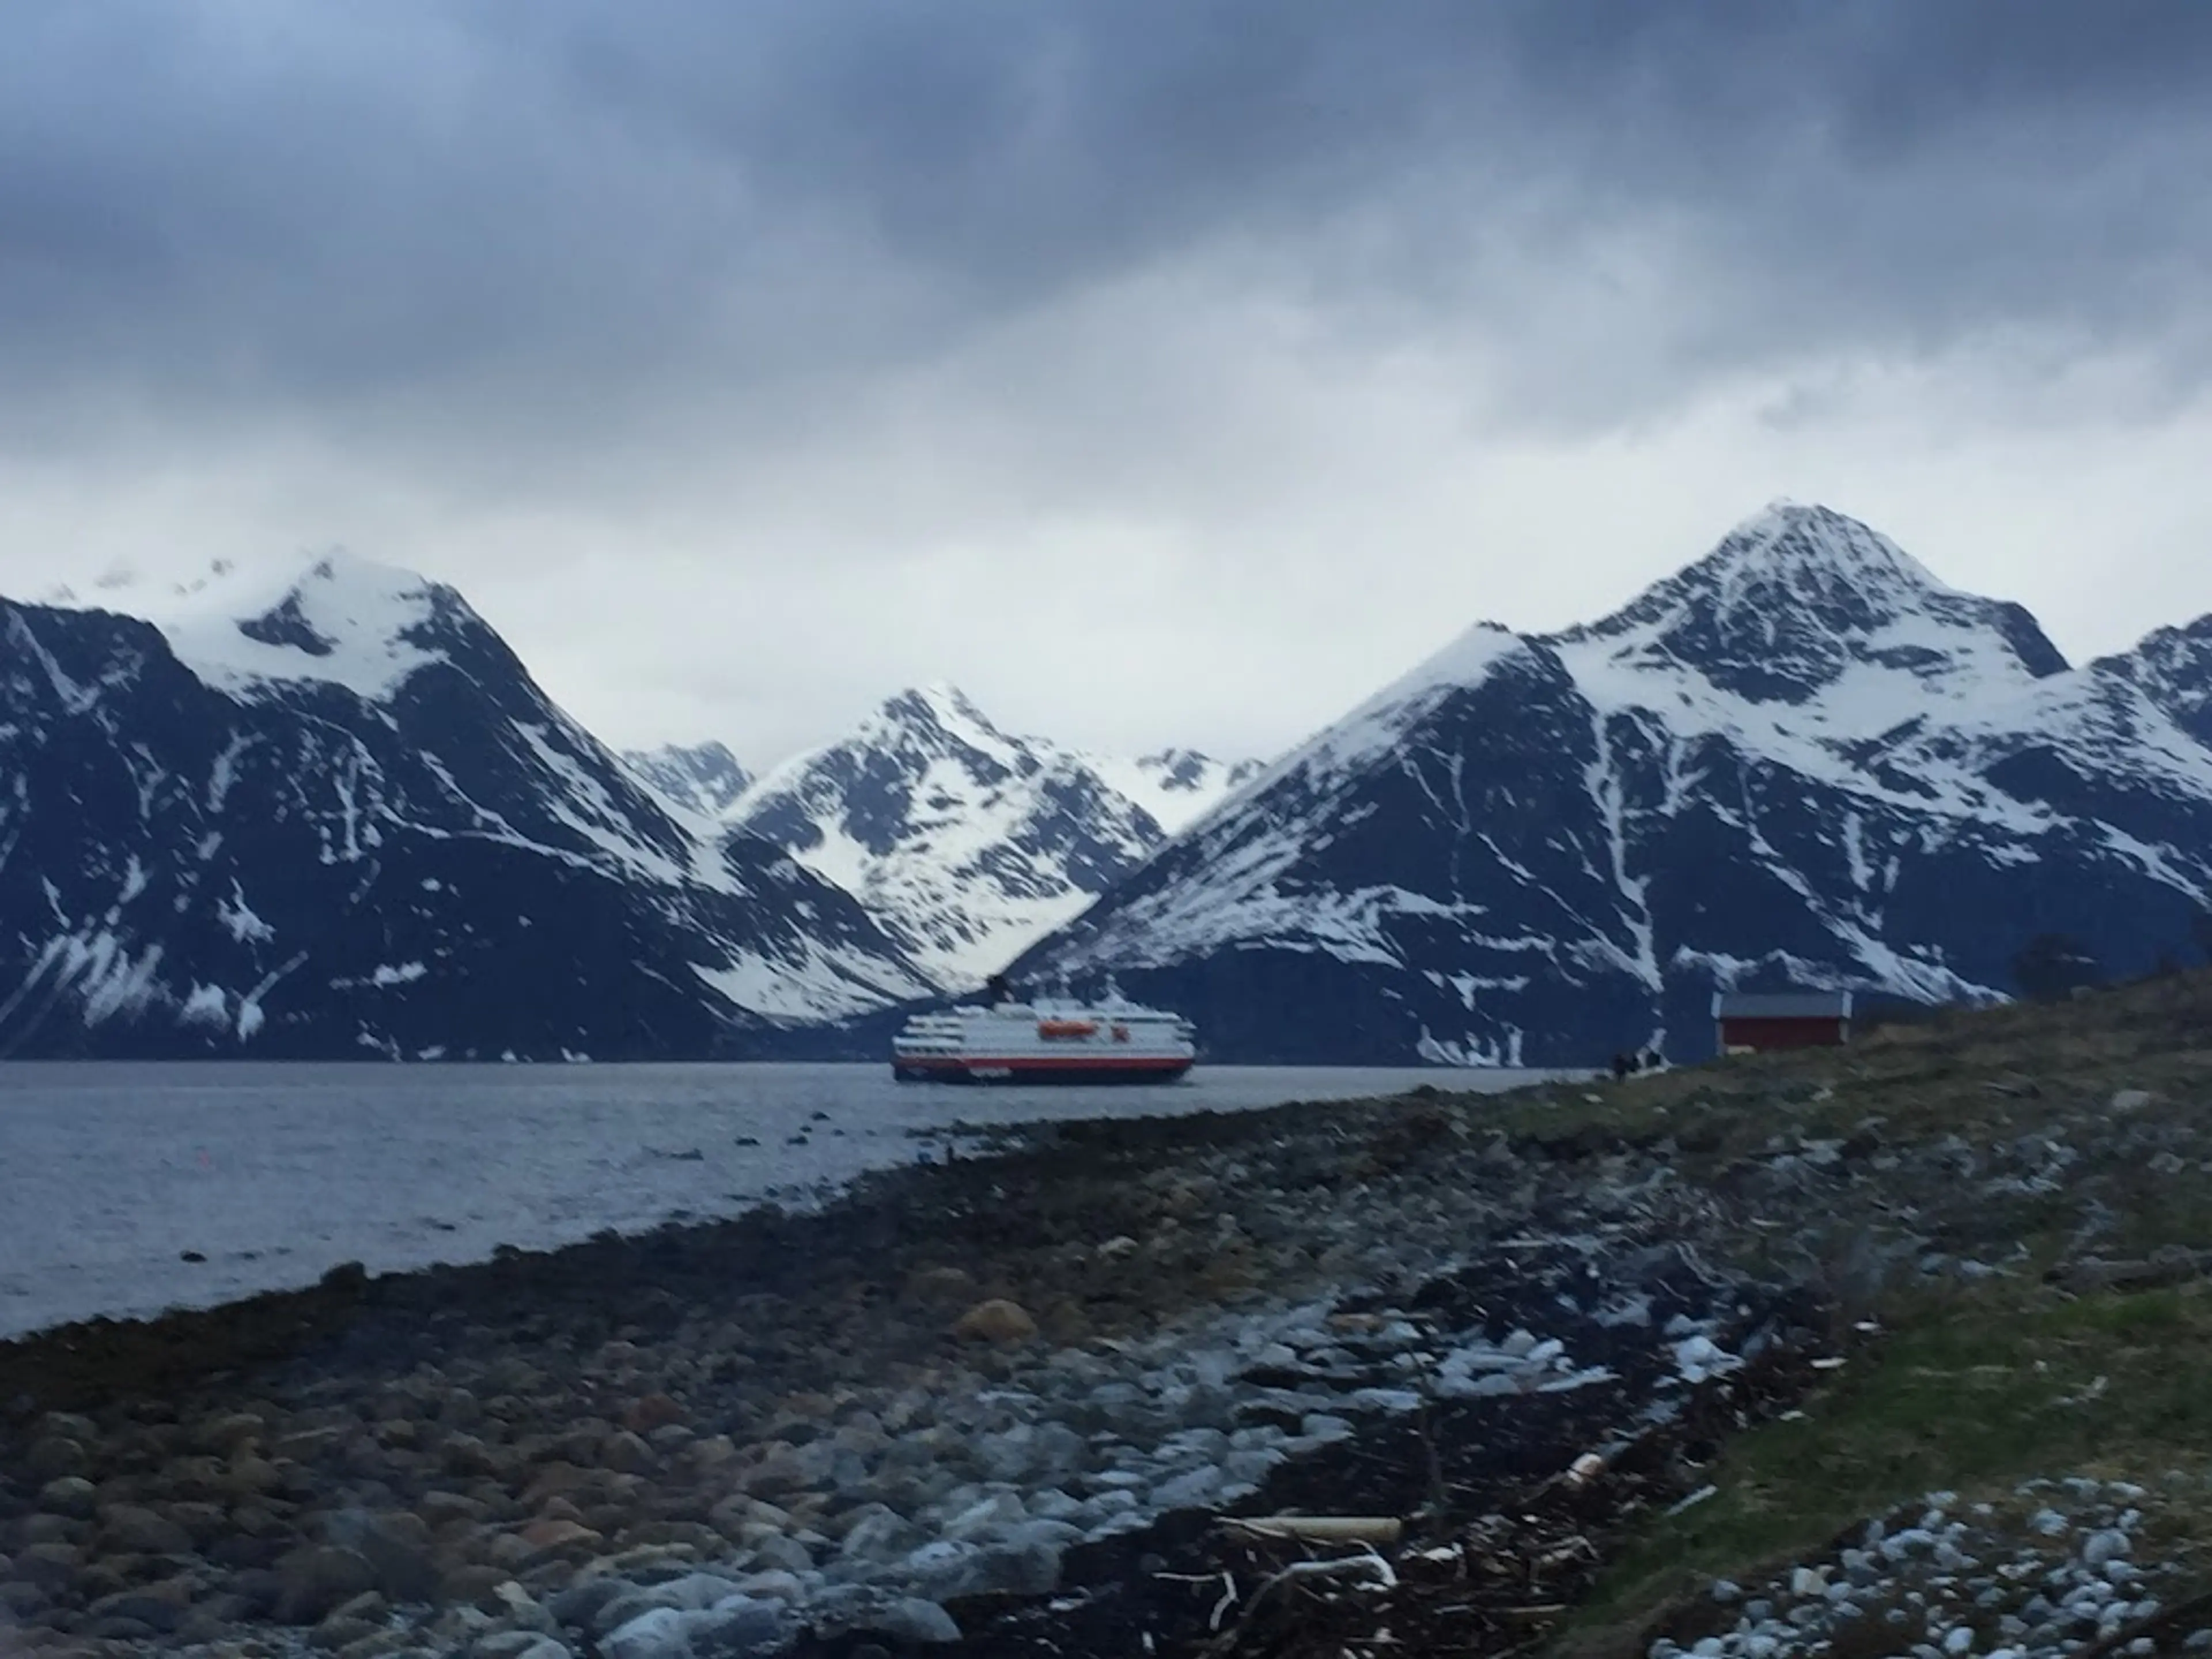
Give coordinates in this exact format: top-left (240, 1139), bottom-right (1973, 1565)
top-left (892, 976), bottom-right (1197, 1084)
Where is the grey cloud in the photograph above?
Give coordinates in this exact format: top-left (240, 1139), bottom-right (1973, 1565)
top-left (7, 0), bottom-right (2211, 450)
top-left (6, 1), bottom-right (2212, 768)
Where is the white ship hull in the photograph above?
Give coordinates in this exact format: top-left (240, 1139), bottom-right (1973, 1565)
top-left (892, 991), bottom-right (1196, 1085)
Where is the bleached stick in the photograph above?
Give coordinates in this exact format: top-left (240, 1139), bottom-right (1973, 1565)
top-left (1222, 1515), bottom-right (1405, 1544)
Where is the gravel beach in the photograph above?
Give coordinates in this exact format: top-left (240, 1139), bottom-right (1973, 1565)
top-left (0, 1096), bottom-right (1823, 1659)
top-left (5, 974), bottom-right (2212, 1659)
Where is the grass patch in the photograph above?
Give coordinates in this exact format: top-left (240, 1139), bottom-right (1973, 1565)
top-left (1566, 1276), bottom-right (2212, 1647)
top-left (1404, 970), bottom-right (2212, 1658)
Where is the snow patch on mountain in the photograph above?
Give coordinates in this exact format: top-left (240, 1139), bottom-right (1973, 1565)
top-left (43, 550), bottom-right (460, 703)
top-left (1245, 622), bottom-right (1530, 799)
top-left (1087, 749), bottom-right (1268, 836)
top-left (692, 932), bottom-right (929, 1022)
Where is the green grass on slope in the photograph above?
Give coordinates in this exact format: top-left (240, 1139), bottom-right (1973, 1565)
top-left (1523, 968), bottom-right (2212, 1657)
top-left (1570, 1278), bottom-right (2212, 1645)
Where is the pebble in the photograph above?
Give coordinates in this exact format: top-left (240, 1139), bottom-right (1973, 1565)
top-left (478, 1635), bottom-right (573, 1659)
top-left (876, 1599), bottom-right (963, 1645)
top-left (2082, 1528), bottom-right (2131, 1567)
top-left (952, 1298), bottom-right (1039, 1344)
top-left (600, 1601), bottom-right (784, 1659)
top-left (1710, 1471), bottom-right (2212, 1659)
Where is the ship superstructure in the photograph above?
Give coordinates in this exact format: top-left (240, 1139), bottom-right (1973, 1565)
top-left (892, 976), bottom-right (1196, 1084)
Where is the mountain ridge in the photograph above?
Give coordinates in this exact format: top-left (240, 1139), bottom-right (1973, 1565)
top-left (722, 683), bottom-right (1260, 990)
top-left (15, 507), bottom-right (2210, 1063)
top-left (0, 554), bottom-right (934, 1058)
top-left (1009, 503), bottom-right (2212, 1065)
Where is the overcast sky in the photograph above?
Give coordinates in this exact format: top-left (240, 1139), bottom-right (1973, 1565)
top-left (6, 2), bottom-right (2212, 768)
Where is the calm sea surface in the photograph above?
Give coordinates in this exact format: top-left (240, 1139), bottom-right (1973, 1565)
top-left (0, 1061), bottom-right (1560, 1339)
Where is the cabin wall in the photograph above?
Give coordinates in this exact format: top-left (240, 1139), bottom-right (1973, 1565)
top-left (1717, 1016), bottom-right (1850, 1052)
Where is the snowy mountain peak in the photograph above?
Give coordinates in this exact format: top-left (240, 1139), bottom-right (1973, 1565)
top-left (1717, 499), bottom-right (1946, 594)
top-left (0, 573), bottom-right (933, 1058)
top-left (725, 685), bottom-right (1262, 989)
top-left (859, 683), bottom-right (1020, 762)
top-left (622, 740), bottom-right (753, 818)
top-left (1558, 503), bottom-right (2068, 706)
top-left (1586, 503), bottom-right (1947, 638)
top-left (1014, 501), bottom-right (2212, 1066)
top-left (41, 548), bottom-right (474, 704)
top-left (900, 680), bottom-right (987, 721)
top-left (2099, 613), bottom-right (2212, 747)
top-left (1275, 620), bottom-right (1531, 783)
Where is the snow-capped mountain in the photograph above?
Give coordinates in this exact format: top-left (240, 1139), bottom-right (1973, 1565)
top-left (622, 741), bottom-right (753, 817)
top-left (0, 554), bottom-right (933, 1059)
top-left (725, 685), bottom-right (1258, 988)
top-left (1011, 503), bottom-right (2212, 1066)
top-left (2097, 613), bottom-right (2212, 748)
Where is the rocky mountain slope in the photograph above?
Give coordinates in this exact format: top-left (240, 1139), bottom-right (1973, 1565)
top-left (620, 741), bottom-right (753, 819)
top-left (725, 685), bottom-right (1258, 988)
top-left (1012, 503), bottom-right (2212, 1065)
top-left (0, 555), bottom-right (932, 1059)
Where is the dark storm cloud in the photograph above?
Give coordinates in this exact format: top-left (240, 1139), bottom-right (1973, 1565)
top-left (7, 2), bottom-right (2212, 768)
top-left (6, 0), bottom-right (2211, 456)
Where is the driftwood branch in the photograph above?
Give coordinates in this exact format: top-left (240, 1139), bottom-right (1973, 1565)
top-left (1222, 1515), bottom-right (1405, 1544)
top-left (1199, 1550), bottom-right (1399, 1657)
top-left (1209, 1570), bottom-right (1240, 1632)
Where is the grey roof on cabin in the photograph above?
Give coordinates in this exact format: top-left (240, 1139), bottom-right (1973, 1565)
top-left (1711, 990), bottom-right (1854, 1020)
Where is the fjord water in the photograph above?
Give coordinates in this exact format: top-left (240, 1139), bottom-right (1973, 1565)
top-left (0, 1061), bottom-right (1555, 1340)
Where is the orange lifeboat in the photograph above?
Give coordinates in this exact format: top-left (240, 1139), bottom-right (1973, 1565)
top-left (1036, 1018), bottom-right (1098, 1040)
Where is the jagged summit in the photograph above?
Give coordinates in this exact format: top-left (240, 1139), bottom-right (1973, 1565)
top-left (733, 685), bottom-right (1027, 823)
top-left (1703, 500), bottom-right (1952, 608)
top-left (1014, 500), bottom-right (2212, 1065)
top-left (864, 683), bottom-right (1019, 759)
top-left (1574, 503), bottom-right (1949, 639)
top-left (724, 685), bottom-right (1259, 989)
top-left (1555, 502), bottom-right (2068, 707)
top-left (2097, 612), bottom-right (2212, 747)
top-left (879, 681), bottom-right (995, 734)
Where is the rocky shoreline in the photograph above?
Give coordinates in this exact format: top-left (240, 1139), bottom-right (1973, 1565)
top-left (0, 1092), bottom-right (1831, 1659)
top-left (7, 981), bottom-right (2212, 1659)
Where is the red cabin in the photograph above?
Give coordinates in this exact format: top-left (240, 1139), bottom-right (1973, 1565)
top-left (1713, 990), bottom-right (1853, 1054)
